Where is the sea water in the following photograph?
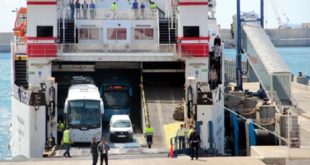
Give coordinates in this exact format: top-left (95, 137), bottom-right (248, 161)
top-left (0, 53), bottom-right (11, 159)
top-left (0, 47), bottom-right (309, 159)
top-left (224, 47), bottom-right (310, 77)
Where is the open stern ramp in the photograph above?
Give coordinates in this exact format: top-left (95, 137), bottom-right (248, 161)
top-left (242, 23), bottom-right (291, 109)
top-left (144, 86), bottom-right (184, 149)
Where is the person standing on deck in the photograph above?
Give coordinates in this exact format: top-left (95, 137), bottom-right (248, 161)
top-left (111, 2), bottom-right (118, 19)
top-left (132, 0), bottom-right (139, 18)
top-left (82, 0), bottom-right (88, 19)
top-left (140, 2), bottom-right (145, 18)
top-left (69, 0), bottom-right (75, 20)
top-left (75, 0), bottom-right (81, 18)
top-left (90, 0), bottom-right (96, 19)
top-left (208, 66), bottom-right (218, 90)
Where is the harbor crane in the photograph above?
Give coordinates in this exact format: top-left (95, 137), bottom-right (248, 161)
top-left (269, 0), bottom-right (290, 28)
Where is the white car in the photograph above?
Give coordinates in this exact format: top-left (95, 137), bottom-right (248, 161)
top-left (109, 115), bottom-right (133, 142)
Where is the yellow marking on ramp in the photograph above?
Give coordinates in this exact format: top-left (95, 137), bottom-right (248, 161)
top-left (163, 122), bottom-right (182, 149)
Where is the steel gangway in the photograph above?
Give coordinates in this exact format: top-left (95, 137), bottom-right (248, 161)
top-left (241, 22), bottom-right (292, 112)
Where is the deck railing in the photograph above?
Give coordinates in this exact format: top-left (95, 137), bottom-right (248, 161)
top-left (60, 7), bottom-right (158, 20)
top-left (79, 9), bottom-right (158, 20)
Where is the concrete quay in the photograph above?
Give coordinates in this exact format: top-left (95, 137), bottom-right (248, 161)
top-left (0, 156), bottom-right (266, 165)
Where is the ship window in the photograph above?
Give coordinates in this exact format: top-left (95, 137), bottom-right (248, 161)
top-left (183, 26), bottom-right (199, 37)
top-left (79, 28), bottom-right (99, 40)
top-left (37, 26), bottom-right (53, 37)
top-left (107, 28), bottom-right (127, 40)
top-left (134, 28), bottom-right (154, 40)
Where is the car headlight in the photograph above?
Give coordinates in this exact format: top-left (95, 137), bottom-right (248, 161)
top-left (110, 130), bottom-right (115, 134)
top-left (128, 129), bottom-right (133, 134)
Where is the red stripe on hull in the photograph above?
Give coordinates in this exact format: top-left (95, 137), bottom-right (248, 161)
top-left (27, 1), bottom-right (57, 5)
top-left (178, 2), bottom-right (209, 6)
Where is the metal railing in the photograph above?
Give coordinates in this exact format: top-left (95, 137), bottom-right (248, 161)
top-left (224, 59), bottom-right (248, 81)
top-left (60, 43), bottom-right (176, 54)
top-left (269, 90), bottom-right (284, 113)
top-left (62, 8), bottom-right (158, 20)
top-left (140, 81), bottom-right (150, 128)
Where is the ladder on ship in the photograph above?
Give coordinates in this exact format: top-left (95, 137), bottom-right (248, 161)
top-left (14, 58), bottom-right (28, 88)
top-left (58, 19), bottom-right (77, 43)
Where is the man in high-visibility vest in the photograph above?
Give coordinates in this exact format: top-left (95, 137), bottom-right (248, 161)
top-left (144, 124), bottom-right (154, 148)
top-left (150, 1), bottom-right (157, 18)
top-left (111, 2), bottom-right (118, 18)
top-left (187, 125), bottom-right (194, 138)
top-left (63, 127), bottom-right (72, 158)
top-left (150, 1), bottom-right (157, 9)
top-left (176, 124), bottom-right (186, 150)
top-left (57, 120), bottom-right (65, 145)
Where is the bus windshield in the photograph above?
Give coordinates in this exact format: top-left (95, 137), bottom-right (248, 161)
top-left (68, 100), bottom-right (101, 128)
top-left (103, 91), bottom-right (129, 109)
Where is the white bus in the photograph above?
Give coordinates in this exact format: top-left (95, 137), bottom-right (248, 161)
top-left (64, 83), bottom-right (104, 143)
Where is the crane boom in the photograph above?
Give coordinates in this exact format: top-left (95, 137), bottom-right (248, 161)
top-left (269, 0), bottom-right (289, 28)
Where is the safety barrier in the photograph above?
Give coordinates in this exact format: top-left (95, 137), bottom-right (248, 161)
top-left (140, 79), bottom-right (150, 128)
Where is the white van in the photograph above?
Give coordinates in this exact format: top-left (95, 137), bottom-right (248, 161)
top-left (109, 115), bottom-right (133, 142)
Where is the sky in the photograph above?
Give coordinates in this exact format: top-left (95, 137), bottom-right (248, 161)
top-left (0, 0), bottom-right (310, 32)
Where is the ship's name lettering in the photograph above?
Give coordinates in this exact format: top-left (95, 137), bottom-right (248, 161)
top-left (189, 63), bottom-right (206, 67)
top-left (136, 24), bottom-right (151, 28)
top-left (81, 25), bottom-right (97, 28)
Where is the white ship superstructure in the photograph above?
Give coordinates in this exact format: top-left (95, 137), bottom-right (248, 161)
top-left (10, 0), bottom-right (224, 158)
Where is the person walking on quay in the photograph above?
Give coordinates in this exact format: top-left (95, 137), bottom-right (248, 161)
top-left (189, 128), bottom-right (201, 160)
top-left (98, 138), bottom-right (110, 165)
top-left (144, 124), bottom-right (154, 148)
top-left (176, 124), bottom-right (186, 150)
top-left (63, 127), bottom-right (72, 158)
top-left (90, 137), bottom-right (99, 165)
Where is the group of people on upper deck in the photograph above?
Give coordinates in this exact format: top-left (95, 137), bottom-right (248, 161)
top-left (69, 0), bottom-right (96, 19)
top-left (69, 0), bottom-right (158, 19)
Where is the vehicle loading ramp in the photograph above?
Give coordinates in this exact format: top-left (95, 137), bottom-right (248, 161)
top-left (242, 23), bottom-right (292, 110)
top-left (144, 86), bottom-right (184, 148)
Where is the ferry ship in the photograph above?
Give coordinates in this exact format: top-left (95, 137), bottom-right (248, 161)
top-left (10, 0), bottom-right (225, 158)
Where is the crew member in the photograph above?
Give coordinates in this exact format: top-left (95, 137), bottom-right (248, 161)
top-left (189, 128), bottom-right (201, 160)
top-left (144, 124), bottom-right (154, 148)
top-left (63, 127), bottom-right (72, 158)
top-left (176, 124), bottom-right (186, 150)
top-left (57, 120), bottom-right (65, 145)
